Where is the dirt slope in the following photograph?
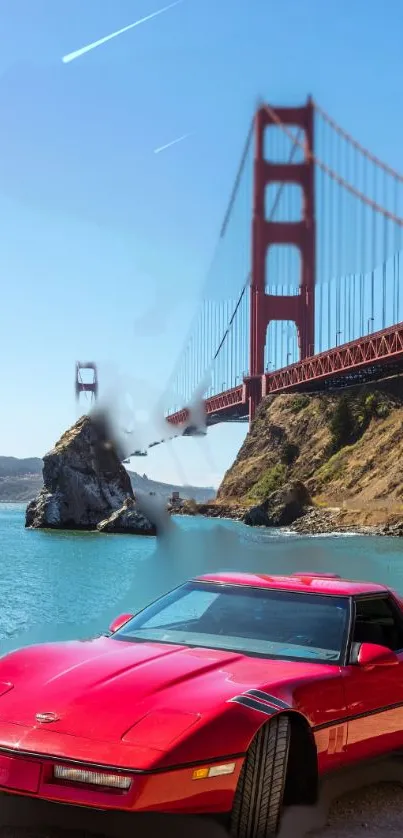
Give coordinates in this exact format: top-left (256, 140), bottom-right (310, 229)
top-left (217, 379), bottom-right (403, 528)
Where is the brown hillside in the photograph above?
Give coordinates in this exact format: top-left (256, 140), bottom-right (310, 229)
top-left (217, 380), bottom-right (403, 520)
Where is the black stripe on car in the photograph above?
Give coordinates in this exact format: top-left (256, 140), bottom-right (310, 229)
top-left (246, 690), bottom-right (290, 710)
top-left (229, 695), bottom-right (278, 716)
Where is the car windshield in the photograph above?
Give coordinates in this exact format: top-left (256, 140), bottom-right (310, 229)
top-left (112, 582), bottom-right (349, 663)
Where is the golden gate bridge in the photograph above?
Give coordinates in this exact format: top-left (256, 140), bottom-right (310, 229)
top-left (76, 96), bottom-right (403, 445)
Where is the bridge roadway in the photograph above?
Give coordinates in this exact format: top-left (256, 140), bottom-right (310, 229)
top-left (166, 319), bottom-right (403, 428)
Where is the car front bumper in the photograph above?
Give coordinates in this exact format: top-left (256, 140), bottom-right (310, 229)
top-left (0, 746), bottom-right (243, 814)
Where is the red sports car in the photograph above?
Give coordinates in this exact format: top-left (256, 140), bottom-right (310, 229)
top-left (0, 571), bottom-right (402, 837)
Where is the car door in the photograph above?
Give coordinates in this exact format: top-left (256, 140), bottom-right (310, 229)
top-left (341, 594), bottom-right (403, 764)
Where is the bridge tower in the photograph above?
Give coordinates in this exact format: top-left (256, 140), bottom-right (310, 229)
top-left (75, 361), bottom-right (98, 404)
top-left (248, 97), bottom-right (316, 419)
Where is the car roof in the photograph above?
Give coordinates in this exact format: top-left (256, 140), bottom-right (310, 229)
top-left (195, 572), bottom-right (388, 597)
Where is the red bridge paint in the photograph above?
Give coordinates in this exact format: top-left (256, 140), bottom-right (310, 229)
top-left (167, 319), bottom-right (403, 427)
top-left (249, 101), bottom-right (315, 420)
top-left (165, 97), bottom-right (403, 431)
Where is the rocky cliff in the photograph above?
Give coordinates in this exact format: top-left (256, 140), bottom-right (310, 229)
top-left (25, 415), bottom-right (155, 534)
top-left (217, 380), bottom-right (403, 533)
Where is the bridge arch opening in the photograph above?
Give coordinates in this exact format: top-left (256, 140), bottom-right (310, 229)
top-left (75, 361), bottom-right (98, 405)
top-left (265, 182), bottom-right (303, 223)
top-left (265, 245), bottom-right (301, 296)
top-left (264, 125), bottom-right (305, 164)
top-left (265, 320), bottom-right (299, 372)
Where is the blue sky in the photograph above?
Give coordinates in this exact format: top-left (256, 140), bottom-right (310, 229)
top-left (1, 0), bottom-right (403, 488)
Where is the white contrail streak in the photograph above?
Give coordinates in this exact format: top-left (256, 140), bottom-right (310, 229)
top-left (62, 0), bottom-right (184, 64)
top-left (154, 133), bottom-right (192, 154)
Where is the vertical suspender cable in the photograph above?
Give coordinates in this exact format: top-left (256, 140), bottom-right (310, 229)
top-left (318, 117), bottom-right (324, 352)
top-left (327, 122), bottom-right (333, 350)
top-left (397, 179), bottom-right (402, 323)
top-left (393, 177), bottom-right (399, 324)
top-left (382, 171), bottom-right (388, 329)
top-left (371, 163), bottom-right (377, 328)
top-left (336, 134), bottom-right (342, 344)
top-left (361, 154), bottom-right (367, 337)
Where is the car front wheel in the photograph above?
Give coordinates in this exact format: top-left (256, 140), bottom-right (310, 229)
top-left (230, 714), bottom-right (290, 838)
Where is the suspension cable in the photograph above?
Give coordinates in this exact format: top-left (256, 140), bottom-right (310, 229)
top-left (211, 126), bottom-right (304, 366)
top-left (220, 119), bottom-right (254, 237)
top-left (313, 100), bottom-right (403, 183)
top-left (264, 104), bottom-right (403, 226)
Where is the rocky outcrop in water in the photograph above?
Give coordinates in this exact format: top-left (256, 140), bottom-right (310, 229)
top-left (243, 481), bottom-right (311, 528)
top-left (171, 499), bottom-right (247, 520)
top-left (97, 496), bottom-right (156, 535)
top-left (25, 415), bottom-right (154, 534)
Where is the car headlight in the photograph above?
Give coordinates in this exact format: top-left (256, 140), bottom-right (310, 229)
top-left (54, 765), bottom-right (131, 790)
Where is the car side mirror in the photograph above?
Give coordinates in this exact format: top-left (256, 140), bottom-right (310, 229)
top-left (356, 642), bottom-right (399, 669)
top-left (108, 613), bottom-right (133, 634)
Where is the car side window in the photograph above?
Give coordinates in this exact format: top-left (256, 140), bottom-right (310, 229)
top-left (353, 596), bottom-right (403, 652)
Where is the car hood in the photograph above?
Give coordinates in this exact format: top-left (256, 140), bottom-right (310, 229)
top-left (0, 636), bottom-right (325, 746)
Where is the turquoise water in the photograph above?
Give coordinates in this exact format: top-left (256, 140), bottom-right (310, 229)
top-left (1, 503), bottom-right (403, 655)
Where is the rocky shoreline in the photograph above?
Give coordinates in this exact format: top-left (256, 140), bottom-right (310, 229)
top-left (175, 498), bottom-right (403, 537)
top-left (25, 395), bottom-right (403, 539)
top-left (290, 507), bottom-right (403, 538)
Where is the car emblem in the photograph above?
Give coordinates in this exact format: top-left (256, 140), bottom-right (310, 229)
top-left (35, 712), bottom-right (60, 724)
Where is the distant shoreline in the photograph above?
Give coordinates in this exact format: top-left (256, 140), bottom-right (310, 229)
top-left (0, 456), bottom-right (216, 505)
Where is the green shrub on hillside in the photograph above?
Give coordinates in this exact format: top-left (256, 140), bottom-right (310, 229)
top-left (280, 442), bottom-right (299, 465)
top-left (248, 463), bottom-right (287, 502)
top-left (316, 451), bottom-right (346, 485)
top-left (329, 395), bottom-right (354, 452)
top-left (328, 391), bottom-right (391, 454)
top-left (289, 395), bottom-right (309, 414)
top-left (374, 400), bottom-right (390, 419)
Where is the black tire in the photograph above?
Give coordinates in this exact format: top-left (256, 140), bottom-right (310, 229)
top-left (230, 714), bottom-right (290, 838)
